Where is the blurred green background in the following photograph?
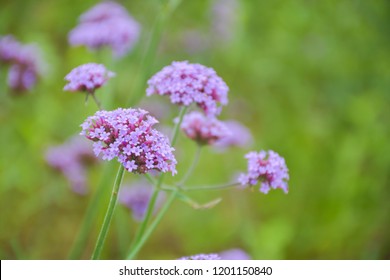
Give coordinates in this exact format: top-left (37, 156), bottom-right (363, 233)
top-left (1, 0), bottom-right (390, 259)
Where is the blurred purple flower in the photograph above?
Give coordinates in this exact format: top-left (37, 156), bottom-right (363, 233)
top-left (45, 135), bottom-right (96, 195)
top-left (180, 111), bottom-right (231, 146)
top-left (211, 0), bottom-right (239, 44)
top-left (213, 120), bottom-right (253, 150)
top-left (68, 1), bottom-right (140, 58)
top-left (80, 108), bottom-right (177, 175)
top-left (64, 63), bottom-right (114, 93)
top-left (178, 253), bottom-right (221, 260)
top-left (219, 248), bottom-right (251, 260)
top-left (119, 181), bottom-right (165, 221)
top-left (0, 35), bottom-right (44, 92)
top-left (238, 150), bottom-right (289, 194)
top-left (146, 61), bottom-right (229, 117)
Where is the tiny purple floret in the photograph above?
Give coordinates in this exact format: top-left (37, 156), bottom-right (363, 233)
top-left (238, 150), bottom-right (289, 194)
top-left (147, 61), bottom-right (229, 117)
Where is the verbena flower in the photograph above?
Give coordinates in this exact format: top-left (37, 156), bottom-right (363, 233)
top-left (63, 63), bottom-right (115, 94)
top-left (146, 61), bottom-right (229, 116)
top-left (180, 111), bottom-right (231, 146)
top-left (119, 181), bottom-right (165, 221)
top-left (211, 0), bottom-right (239, 44)
top-left (45, 135), bottom-right (96, 195)
top-left (213, 120), bottom-right (253, 150)
top-left (68, 1), bottom-right (140, 58)
top-left (178, 253), bottom-right (221, 260)
top-left (80, 108), bottom-right (177, 175)
top-left (238, 150), bottom-right (289, 194)
top-left (219, 248), bottom-right (251, 260)
top-left (0, 35), bottom-right (44, 92)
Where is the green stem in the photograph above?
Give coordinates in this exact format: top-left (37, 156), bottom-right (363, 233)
top-left (171, 106), bottom-right (188, 145)
top-left (160, 182), bottom-right (240, 192)
top-left (127, 0), bottom-right (183, 106)
top-left (91, 164), bottom-right (125, 260)
top-left (68, 163), bottom-right (115, 259)
top-left (126, 190), bottom-right (178, 260)
top-left (129, 177), bottom-right (163, 249)
top-left (177, 145), bottom-right (202, 187)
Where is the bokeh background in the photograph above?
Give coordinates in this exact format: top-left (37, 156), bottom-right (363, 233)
top-left (1, 0), bottom-right (390, 259)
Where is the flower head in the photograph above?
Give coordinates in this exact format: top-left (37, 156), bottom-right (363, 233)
top-left (178, 253), bottom-right (221, 260)
top-left (238, 150), bottom-right (289, 194)
top-left (80, 108), bottom-right (177, 175)
top-left (68, 1), bottom-right (140, 58)
top-left (119, 181), bottom-right (165, 221)
top-left (180, 111), bottom-right (231, 146)
top-left (45, 135), bottom-right (96, 195)
top-left (146, 61), bottom-right (229, 116)
top-left (64, 63), bottom-right (114, 93)
top-left (219, 248), bottom-right (251, 260)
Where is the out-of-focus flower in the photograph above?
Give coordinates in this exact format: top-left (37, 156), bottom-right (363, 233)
top-left (238, 150), bottom-right (289, 194)
top-left (80, 108), bottom-right (177, 175)
top-left (180, 111), bottom-right (231, 146)
top-left (219, 248), bottom-right (251, 260)
top-left (178, 253), bottom-right (221, 260)
top-left (64, 63), bottom-right (114, 93)
top-left (45, 135), bottom-right (96, 195)
top-left (210, 0), bottom-right (239, 44)
top-left (146, 61), bottom-right (229, 117)
top-left (0, 35), bottom-right (44, 93)
top-left (119, 181), bottom-right (165, 221)
top-left (68, 1), bottom-right (140, 58)
top-left (213, 120), bottom-right (253, 150)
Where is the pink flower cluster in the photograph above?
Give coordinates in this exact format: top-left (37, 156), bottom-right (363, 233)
top-left (0, 35), bottom-right (43, 92)
top-left (64, 63), bottom-right (115, 93)
top-left (80, 108), bottom-right (177, 175)
top-left (45, 136), bottom-right (96, 195)
top-left (239, 150), bottom-right (289, 194)
top-left (68, 1), bottom-right (140, 58)
top-left (146, 61), bottom-right (229, 116)
top-left (180, 111), bottom-right (231, 145)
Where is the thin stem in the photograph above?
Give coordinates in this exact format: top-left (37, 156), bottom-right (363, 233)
top-left (182, 182), bottom-right (240, 191)
top-left (171, 106), bottom-right (188, 145)
top-left (177, 145), bottom-right (202, 187)
top-left (91, 93), bottom-right (102, 110)
top-left (68, 162), bottom-right (115, 259)
top-left (129, 179), bottom-right (162, 249)
top-left (91, 164), bottom-right (125, 260)
top-left (126, 190), bottom-right (178, 260)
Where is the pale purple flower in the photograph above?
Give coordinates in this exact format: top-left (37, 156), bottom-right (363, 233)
top-left (68, 1), bottom-right (140, 58)
top-left (146, 61), bottom-right (229, 116)
top-left (213, 120), bottom-right (253, 150)
top-left (238, 150), bottom-right (289, 194)
top-left (180, 111), bottom-right (231, 145)
top-left (64, 63), bottom-right (114, 93)
top-left (211, 0), bottom-right (239, 43)
top-left (119, 181), bottom-right (165, 221)
top-left (0, 35), bottom-right (44, 92)
top-left (219, 248), bottom-right (251, 260)
top-left (178, 253), bottom-right (221, 260)
top-left (80, 108), bottom-right (177, 175)
top-left (45, 135), bottom-right (96, 195)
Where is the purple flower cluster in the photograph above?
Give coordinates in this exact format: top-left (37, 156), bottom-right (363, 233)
top-left (64, 63), bottom-right (115, 93)
top-left (0, 35), bottom-right (43, 92)
top-left (146, 61), bottom-right (229, 116)
top-left (238, 150), bottom-right (289, 194)
top-left (178, 253), bottom-right (221, 260)
top-left (45, 136), bottom-right (96, 195)
top-left (68, 1), bottom-right (140, 58)
top-left (119, 181), bottom-right (165, 221)
top-left (213, 120), bottom-right (253, 150)
top-left (180, 111), bottom-right (231, 146)
top-left (80, 108), bottom-right (177, 175)
top-left (219, 248), bottom-right (251, 260)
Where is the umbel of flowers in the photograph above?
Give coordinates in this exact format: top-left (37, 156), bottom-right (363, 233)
top-left (80, 108), bottom-right (177, 175)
